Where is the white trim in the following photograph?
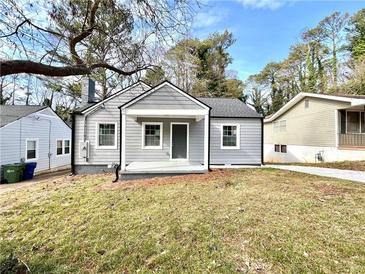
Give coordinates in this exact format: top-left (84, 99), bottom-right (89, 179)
top-left (25, 138), bottom-right (38, 161)
top-left (264, 92), bottom-right (365, 123)
top-left (121, 111), bottom-right (126, 171)
top-left (95, 122), bottom-right (118, 149)
top-left (125, 109), bottom-right (208, 116)
top-left (142, 122), bottom-right (163, 149)
top-left (81, 81), bottom-right (151, 114)
top-left (221, 124), bottom-right (240, 150)
top-left (170, 122), bottom-right (189, 160)
top-left (56, 139), bottom-right (64, 156)
top-left (64, 139), bottom-right (71, 155)
top-left (204, 114), bottom-right (209, 169)
top-left (335, 110), bottom-right (339, 148)
top-left (121, 82), bottom-right (210, 110)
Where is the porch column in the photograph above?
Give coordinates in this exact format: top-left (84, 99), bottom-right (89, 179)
top-left (121, 110), bottom-right (126, 171)
top-left (204, 113), bottom-right (209, 169)
top-left (335, 110), bottom-right (339, 148)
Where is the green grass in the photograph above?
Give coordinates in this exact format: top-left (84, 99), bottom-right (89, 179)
top-left (1, 169), bottom-right (365, 273)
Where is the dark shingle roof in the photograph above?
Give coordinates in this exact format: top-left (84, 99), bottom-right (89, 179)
top-left (198, 97), bottom-right (261, 118)
top-left (0, 105), bottom-right (47, 127)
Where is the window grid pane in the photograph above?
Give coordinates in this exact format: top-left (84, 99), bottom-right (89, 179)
top-left (144, 124), bottom-right (161, 147)
top-left (223, 126), bottom-right (237, 147)
top-left (27, 140), bottom-right (36, 159)
top-left (99, 124), bottom-right (115, 146)
top-left (57, 140), bottom-right (63, 155)
top-left (64, 140), bottom-right (70, 154)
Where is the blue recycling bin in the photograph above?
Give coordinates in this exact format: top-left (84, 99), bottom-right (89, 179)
top-left (22, 162), bottom-right (37, 180)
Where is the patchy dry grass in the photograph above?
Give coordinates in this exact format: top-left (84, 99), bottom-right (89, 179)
top-left (0, 169), bottom-right (365, 273)
top-left (286, 160), bottom-right (365, 172)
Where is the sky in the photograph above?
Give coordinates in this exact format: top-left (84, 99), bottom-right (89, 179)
top-left (192, 0), bottom-right (365, 81)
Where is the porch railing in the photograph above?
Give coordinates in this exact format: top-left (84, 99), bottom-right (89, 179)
top-left (339, 133), bottom-right (365, 147)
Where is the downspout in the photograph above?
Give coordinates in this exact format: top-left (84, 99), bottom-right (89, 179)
top-left (71, 113), bottom-right (76, 174)
top-left (112, 107), bottom-right (122, 183)
top-left (261, 117), bottom-right (264, 165)
top-left (208, 108), bottom-right (211, 171)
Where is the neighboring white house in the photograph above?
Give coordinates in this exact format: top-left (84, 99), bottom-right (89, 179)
top-left (264, 92), bottom-right (365, 163)
top-left (72, 80), bottom-right (263, 178)
top-left (0, 105), bottom-right (71, 174)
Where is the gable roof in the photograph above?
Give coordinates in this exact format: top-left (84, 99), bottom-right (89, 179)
top-left (0, 105), bottom-right (47, 127)
top-left (264, 92), bottom-right (365, 123)
top-left (119, 81), bottom-right (211, 110)
top-left (75, 81), bottom-right (151, 114)
top-left (198, 97), bottom-right (261, 118)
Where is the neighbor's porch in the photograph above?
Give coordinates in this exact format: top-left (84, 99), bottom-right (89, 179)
top-left (338, 105), bottom-right (365, 147)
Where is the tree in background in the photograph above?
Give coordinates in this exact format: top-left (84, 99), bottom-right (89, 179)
top-left (142, 67), bottom-right (166, 86)
top-left (347, 8), bottom-right (365, 61)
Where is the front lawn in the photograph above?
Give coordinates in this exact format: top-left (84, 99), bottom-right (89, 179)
top-left (1, 169), bottom-right (364, 273)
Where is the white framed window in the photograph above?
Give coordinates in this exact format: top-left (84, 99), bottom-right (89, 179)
top-left (221, 124), bottom-right (240, 149)
top-left (64, 140), bottom-right (70, 154)
top-left (273, 120), bottom-right (286, 133)
top-left (96, 122), bottom-right (117, 149)
top-left (142, 122), bottom-right (163, 149)
top-left (56, 140), bottom-right (63, 155)
top-left (25, 139), bottom-right (38, 161)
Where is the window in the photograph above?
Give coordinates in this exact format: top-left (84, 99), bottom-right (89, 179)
top-left (362, 112), bottom-right (365, 133)
top-left (97, 123), bottom-right (117, 149)
top-left (281, 145), bottom-right (287, 153)
top-left (142, 122), bottom-right (163, 149)
top-left (64, 140), bottom-right (70, 154)
top-left (26, 139), bottom-right (37, 160)
top-left (57, 140), bottom-right (63, 155)
top-left (347, 111), bottom-right (360, 133)
top-left (221, 125), bottom-right (240, 149)
top-left (273, 120), bottom-right (286, 132)
top-left (305, 99), bottom-right (309, 108)
top-left (274, 144), bottom-right (280, 152)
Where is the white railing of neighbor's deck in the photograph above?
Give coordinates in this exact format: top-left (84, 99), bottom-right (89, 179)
top-left (339, 133), bottom-right (365, 147)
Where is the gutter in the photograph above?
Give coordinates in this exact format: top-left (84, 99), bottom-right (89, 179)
top-left (208, 108), bottom-right (211, 171)
top-left (71, 112), bottom-right (76, 174)
top-left (261, 117), bottom-right (264, 165)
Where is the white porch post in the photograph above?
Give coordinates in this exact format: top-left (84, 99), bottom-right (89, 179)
top-left (335, 109), bottom-right (339, 148)
top-left (121, 110), bottom-right (126, 171)
top-left (204, 113), bottom-right (209, 170)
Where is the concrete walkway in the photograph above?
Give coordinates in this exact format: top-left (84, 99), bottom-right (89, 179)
top-left (266, 165), bottom-right (365, 184)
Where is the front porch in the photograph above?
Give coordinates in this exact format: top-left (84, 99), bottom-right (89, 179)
top-left (338, 105), bottom-right (365, 147)
top-left (123, 161), bottom-right (206, 174)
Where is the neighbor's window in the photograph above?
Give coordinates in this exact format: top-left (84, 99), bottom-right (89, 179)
top-left (97, 123), bottom-right (116, 148)
top-left (347, 111), bottom-right (360, 133)
top-left (57, 140), bottom-right (63, 155)
top-left (143, 123), bottom-right (162, 148)
top-left (279, 120), bottom-right (286, 132)
top-left (26, 139), bottom-right (37, 160)
top-left (64, 140), bottom-right (70, 154)
top-left (274, 144), bottom-right (280, 152)
top-left (361, 112), bottom-right (365, 133)
top-left (281, 145), bottom-right (287, 153)
top-left (222, 125), bottom-right (239, 149)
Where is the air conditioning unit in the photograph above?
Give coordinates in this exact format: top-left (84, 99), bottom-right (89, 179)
top-left (79, 140), bottom-right (90, 161)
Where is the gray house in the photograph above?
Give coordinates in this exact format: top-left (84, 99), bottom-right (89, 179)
top-left (0, 105), bottom-right (71, 174)
top-left (72, 80), bottom-right (262, 177)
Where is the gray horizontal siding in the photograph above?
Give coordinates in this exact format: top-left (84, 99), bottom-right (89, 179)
top-left (125, 118), bottom-right (204, 163)
top-left (74, 83), bottom-right (149, 165)
top-left (129, 85), bottom-right (203, 110)
top-left (210, 118), bottom-right (262, 165)
top-left (0, 108), bottom-right (71, 173)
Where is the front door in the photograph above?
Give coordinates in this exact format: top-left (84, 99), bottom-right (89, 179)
top-left (171, 123), bottom-right (188, 159)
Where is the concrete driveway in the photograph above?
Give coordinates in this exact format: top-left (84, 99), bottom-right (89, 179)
top-left (266, 165), bottom-right (365, 184)
top-left (0, 169), bottom-right (71, 195)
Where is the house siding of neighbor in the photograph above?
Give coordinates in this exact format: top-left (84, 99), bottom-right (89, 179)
top-left (73, 80), bottom-right (263, 175)
top-left (0, 106), bottom-right (71, 174)
top-left (264, 93), bottom-right (365, 163)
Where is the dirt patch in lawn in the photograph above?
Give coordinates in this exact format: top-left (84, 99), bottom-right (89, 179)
top-left (311, 183), bottom-right (347, 196)
top-left (95, 169), bottom-right (233, 191)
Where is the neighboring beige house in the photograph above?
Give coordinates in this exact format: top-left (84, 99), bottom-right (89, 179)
top-left (264, 92), bottom-right (365, 163)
